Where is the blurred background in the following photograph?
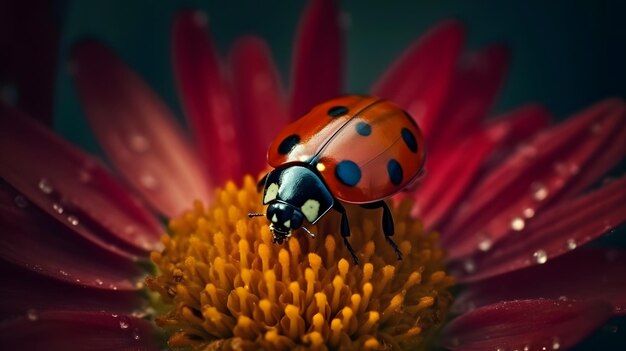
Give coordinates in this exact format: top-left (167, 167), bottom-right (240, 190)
top-left (1, 0), bottom-right (624, 152)
top-left (1, 0), bottom-right (625, 349)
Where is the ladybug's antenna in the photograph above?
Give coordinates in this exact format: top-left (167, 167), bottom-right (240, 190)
top-left (301, 226), bottom-right (316, 239)
top-left (247, 213), bottom-right (264, 218)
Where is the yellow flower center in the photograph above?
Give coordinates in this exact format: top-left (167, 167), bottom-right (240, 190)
top-left (147, 176), bottom-right (454, 350)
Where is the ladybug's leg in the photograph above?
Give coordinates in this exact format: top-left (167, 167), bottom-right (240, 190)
top-left (361, 201), bottom-right (403, 260)
top-left (333, 202), bottom-right (359, 265)
top-left (256, 173), bottom-right (268, 193)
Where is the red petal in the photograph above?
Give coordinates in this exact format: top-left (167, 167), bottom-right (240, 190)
top-left (428, 44), bottom-right (509, 151)
top-left (371, 20), bottom-right (464, 136)
top-left (289, 0), bottom-right (343, 119)
top-left (0, 179), bottom-right (145, 291)
top-left (0, 106), bottom-right (162, 256)
top-left (442, 299), bottom-right (612, 351)
top-left (228, 36), bottom-right (288, 174)
top-left (0, 311), bottom-right (160, 350)
top-left (72, 40), bottom-right (211, 218)
top-left (443, 99), bottom-right (625, 260)
top-left (455, 249), bottom-right (626, 315)
top-left (172, 11), bottom-right (242, 185)
top-left (0, 263), bottom-right (144, 318)
top-left (413, 130), bottom-right (499, 230)
top-left (414, 104), bottom-right (550, 230)
top-left (455, 175), bottom-right (626, 282)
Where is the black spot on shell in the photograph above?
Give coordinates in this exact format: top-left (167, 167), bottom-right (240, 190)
top-left (335, 160), bottom-right (361, 187)
top-left (387, 159), bottom-right (403, 186)
top-left (328, 106), bottom-right (349, 117)
top-left (356, 121), bottom-right (372, 136)
top-left (278, 134), bottom-right (300, 154)
top-left (401, 128), bottom-right (418, 153)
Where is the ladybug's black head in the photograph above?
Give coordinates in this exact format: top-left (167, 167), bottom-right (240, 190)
top-left (266, 201), bottom-right (304, 244)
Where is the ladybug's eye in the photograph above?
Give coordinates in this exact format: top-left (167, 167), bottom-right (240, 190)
top-left (327, 106), bottom-right (348, 117)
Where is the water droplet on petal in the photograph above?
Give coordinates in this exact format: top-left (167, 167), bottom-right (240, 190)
top-left (524, 346), bottom-right (530, 351)
top-left (78, 169), bottom-right (92, 183)
top-left (26, 308), bottom-right (38, 321)
top-left (511, 217), bottom-right (525, 231)
top-left (532, 182), bottom-right (548, 201)
top-left (59, 270), bottom-right (70, 277)
top-left (129, 134), bottom-right (150, 153)
top-left (477, 236), bottom-right (492, 252)
top-left (140, 173), bottom-right (158, 190)
top-left (95, 278), bottom-right (104, 286)
top-left (132, 327), bottom-right (141, 340)
top-left (111, 313), bottom-right (118, 318)
top-left (523, 207), bottom-right (535, 218)
top-left (590, 123), bottom-right (602, 134)
top-left (552, 337), bottom-right (561, 350)
top-left (52, 203), bottom-right (64, 214)
top-left (192, 11), bottom-right (208, 27)
top-left (13, 195), bottom-right (28, 208)
top-left (463, 259), bottom-right (476, 273)
top-left (109, 283), bottom-right (119, 290)
top-left (67, 215), bottom-right (79, 226)
top-left (566, 239), bottom-right (577, 250)
top-left (533, 250), bottom-right (548, 264)
top-left (119, 315), bottom-right (130, 329)
top-left (38, 178), bottom-right (54, 194)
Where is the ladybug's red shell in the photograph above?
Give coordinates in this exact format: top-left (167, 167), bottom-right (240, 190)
top-left (267, 96), bottom-right (426, 204)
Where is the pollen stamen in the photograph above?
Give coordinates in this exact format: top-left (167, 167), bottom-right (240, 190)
top-left (147, 175), bottom-right (453, 350)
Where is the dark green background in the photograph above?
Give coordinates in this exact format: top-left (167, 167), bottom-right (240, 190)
top-left (54, 0), bottom-right (626, 153)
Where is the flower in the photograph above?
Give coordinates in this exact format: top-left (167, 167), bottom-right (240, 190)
top-left (1, 1), bottom-right (625, 350)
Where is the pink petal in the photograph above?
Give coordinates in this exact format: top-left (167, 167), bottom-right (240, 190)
top-left (0, 106), bottom-right (162, 256)
top-left (289, 0), bottom-right (343, 119)
top-left (0, 311), bottom-right (160, 350)
top-left (0, 178), bottom-right (145, 291)
top-left (454, 175), bottom-right (626, 282)
top-left (442, 299), bottom-right (612, 351)
top-left (428, 44), bottom-right (510, 151)
top-left (455, 249), bottom-right (626, 315)
top-left (72, 41), bottom-right (211, 218)
top-left (228, 36), bottom-right (288, 174)
top-left (413, 104), bottom-right (550, 230)
top-left (172, 11), bottom-right (242, 185)
top-left (0, 263), bottom-right (144, 317)
top-left (443, 99), bottom-right (625, 260)
top-left (371, 20), bottom-right (464, 136)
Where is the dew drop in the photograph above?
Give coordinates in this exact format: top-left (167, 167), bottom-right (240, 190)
top-left (140, 173), bottom-right (158, 189)
top-left (566, 239), bottom-right (577, 250)
top-left (533, 250), bottom-right (548, 264)
top-left (590, 123), bottom-right (602, 134)
top-left (109, 283), bottom-right (119, 290)
top-left (26, 308), bottom-right (38, 321)
top-left (129, 134), bottom-right (150, 153)
top-left (13, 195), bottom-right (28, 208)
top-left (510, 217), bottom-right (526, 231)
top-left (477, 236), bottom-right (492, 252)
top-left (523, 207), bottom-right (535, 218)
top-left (132, 327), bottom-right (141, 340)
top-left (111, 313), bottom-right (119, 318)
top-left (95, 278), bottom-right (104, 286)
top-left (67, 215), bottom-right (79, 226)
top-left (52, 203), bottom-right (64, 214)
top-left (524, 346), bottom-right (530, 351)
top-left (192, 11), bottom-right (208, 27)
top-left (463, 259), bottom-right (476, 273)
top-left (78, 169), bottom-right (92, 183)
top-left (38, 178), bottom-right (54, 194)
top-left (59, 270), bottom-right (70, 277)
top-left (552, 337), bottom-right (561, 350)
top-left (532, 182), bottom-right (548, 201)
top-left (119, 316), bottom-right (130, 329)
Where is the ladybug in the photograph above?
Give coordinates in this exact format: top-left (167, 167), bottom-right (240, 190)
top-left (249, 96), bottom-right (426, 263)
